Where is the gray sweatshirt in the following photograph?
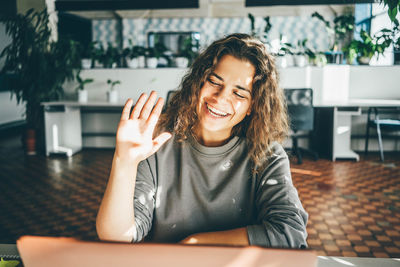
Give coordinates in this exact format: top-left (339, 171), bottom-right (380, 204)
top-left (133, 134), bottom-right (308, 248)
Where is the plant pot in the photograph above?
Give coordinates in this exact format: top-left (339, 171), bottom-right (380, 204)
top-left (127, 57), bottom-right (139, 68)
top-left (293, 55), bottom-right (307, 67)
top-left (357, 56), bottom-right (371, 65)
top-left (107, 90), bottom-right (119, 103)
top-left (175, 57), bottom-right (189, 68)
top-left (314, 54), bottom-right (327, 67)
top-left (325, 51), bottom-right (344, 64)
top-left (25, 128), bottom-right (36, 155)
top-left (78, 89), bottom-right (88, 103)
top-left (94, 60), bottom-right (103, 68)
top-left (276, 55), bottom-right (293, 68)
top-left (146, 57), bottom-right (158, 68)
top-left (81, 58), bottom-right (92, 69)
top-left (138, 56), bottom-right (146, 68)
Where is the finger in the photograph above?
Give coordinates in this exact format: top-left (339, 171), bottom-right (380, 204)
top-left (151, 132), bottom-right (172, 154)
top-left (139, 91), bottom-right (157, 119)
top-left (147, 97), bottom-right (165, 130)
top-left (120, 98), bottom-right (133, 121)
top-left (130, 93), bottom-right (147, 119)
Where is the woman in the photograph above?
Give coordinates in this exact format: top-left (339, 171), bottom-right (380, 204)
top-left (96, 33), bottom-right (308, 248)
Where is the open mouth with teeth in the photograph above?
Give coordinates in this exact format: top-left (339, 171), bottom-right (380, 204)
top-left (205, 103), bottom-right (230, 118)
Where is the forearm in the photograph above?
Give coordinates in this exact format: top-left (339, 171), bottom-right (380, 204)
top-left (96, 154), bottom-right (139, 242)
top-left (181, 227), bottom-right (249, 246)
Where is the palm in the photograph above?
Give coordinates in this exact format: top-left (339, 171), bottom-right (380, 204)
top-left (115, 92), bottom-right (171, 162)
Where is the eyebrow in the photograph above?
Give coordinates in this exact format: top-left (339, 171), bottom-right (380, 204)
top-left (210, 72), bottom-right (251, 93)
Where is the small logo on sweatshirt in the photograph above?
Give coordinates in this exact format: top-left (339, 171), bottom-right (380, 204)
top-left (220, 160), bottom-right (233, 171)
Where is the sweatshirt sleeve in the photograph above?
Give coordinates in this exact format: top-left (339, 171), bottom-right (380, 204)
top-left (132, 158), bottom-right (156, 242)
top-left (247, 143), bottom-right (308, 248)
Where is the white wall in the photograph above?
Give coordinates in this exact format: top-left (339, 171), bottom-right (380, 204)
top-left (0, 23), bottom-right (26, 125)
top-left (63, 68), bottom-right (188, 102)
top-left (349, 66), bottom-right (400, 100)
top-left (0, 91), bottom-right (25, 125)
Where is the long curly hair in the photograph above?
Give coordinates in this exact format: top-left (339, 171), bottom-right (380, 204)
top-left (157, 33), bottom-right (288, 172)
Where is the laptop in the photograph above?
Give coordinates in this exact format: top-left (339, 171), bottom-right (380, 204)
top-left (17, 235), bottom-right (317, 267)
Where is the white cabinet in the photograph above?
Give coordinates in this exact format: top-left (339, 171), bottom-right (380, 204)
top-left (43, 104), bottom-right (82, 156)
top-left (332, 107), bottom-right (361, 161)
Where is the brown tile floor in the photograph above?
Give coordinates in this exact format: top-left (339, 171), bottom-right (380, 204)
top-left (0, 137), bottom-right (399, 258)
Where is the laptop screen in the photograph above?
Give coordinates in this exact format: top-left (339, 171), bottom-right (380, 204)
top-left (17, 235), bottom-right (317, 267)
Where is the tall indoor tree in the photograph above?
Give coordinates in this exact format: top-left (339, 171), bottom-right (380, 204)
top-left (0, 9), bottom-right (80, 154)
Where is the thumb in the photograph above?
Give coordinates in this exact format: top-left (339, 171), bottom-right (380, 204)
top-left (151, 132), bottom-right (172, 154)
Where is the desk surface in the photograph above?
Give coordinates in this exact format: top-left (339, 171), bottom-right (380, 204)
top-left (317, 256), bottom-right (400, 266)
top-left (315, 98), bottom-right (400, 108)
top-left (41, 101), bottom-right (126, 107)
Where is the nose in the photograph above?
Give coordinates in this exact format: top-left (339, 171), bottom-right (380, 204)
top-left (213, 86), bottom-right (231, 104)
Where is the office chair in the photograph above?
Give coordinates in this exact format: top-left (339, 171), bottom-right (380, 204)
top-left (365, 107), bottom-right (400, 162)
top-left (284, 88), bottom-right (319, 164)
top-left (163, 90), bottom-right (178, 112)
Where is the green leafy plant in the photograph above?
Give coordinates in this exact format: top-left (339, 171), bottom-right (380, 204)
top-left (103, 43), bottom-right (121, 68)
top-left (294, 39), bottom-right (309, 55)
top-left (75, 70), bottom-right (94, 92)
top-left (312, 11), bottom-right (355, 51)
top-left (381, 0), bottom-right (400, 22)
top-left (123, 40), bottom-right (146, 59)
top-left (146, 42), bottom-right (168, 61)
top-left (344, 29), bottom-right (393, 64)
top-left (248, 13), bottom-right (272, 45)
top-left (177, 37), bottom-right (198, 62)
top-left (0, 8), bottom-right (80, 134)
top-left (92, 42), bottom-right (105, 66)
top-left (78, 41), bottom-right (96, 59)
top-left (249, 13), bottom-right (256, 37)
top-left (277, 34), bottom-right (294, 56)
top-left (107, 79), bottom-right (121, 91)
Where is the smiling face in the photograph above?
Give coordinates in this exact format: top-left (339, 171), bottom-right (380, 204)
top-left (194, 54), bottom-right (255, 146)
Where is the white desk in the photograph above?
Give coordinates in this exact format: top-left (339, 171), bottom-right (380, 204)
top-left (42, 101), bottom-right (125, 156)
top-left (317, 256), bottom-right (400, 266)
top-left (314, 99), bottom-right (400, 161)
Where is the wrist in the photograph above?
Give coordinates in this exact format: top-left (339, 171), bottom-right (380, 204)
top-left (113, 152), bottom-right (141, 167)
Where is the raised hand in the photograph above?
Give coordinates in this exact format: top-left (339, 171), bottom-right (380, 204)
top-left (115, 91), bottom-right (172, 163)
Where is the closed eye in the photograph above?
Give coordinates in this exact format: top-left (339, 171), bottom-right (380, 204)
top-left (234, 92), bottom-right (245, 98)
top-left (207, 78), bottom-right (221, 86)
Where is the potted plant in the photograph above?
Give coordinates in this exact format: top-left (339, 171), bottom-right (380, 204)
top-left (78, 41), bottom-right (96, 69)
top-left (106, 79), bottom-right (120, 103)
top-left (293, 39), bottom-right (309, 67)
top-left (344, 29), bottom-right (392, 65)
top-left (75, 70), bottom-right (94, 102)
top-left (124, 40), bottom-right (146, 69)
top-left (145, 47), bottom-right (160, 68)
top-left (305, 48), bottom-right (328, 67)
top-left (275, 35), bottom-right (294, 68)
top-left (92, 42), bottom-right (105, 68)
top-left (102, 43), bottom-right (121, 68)
top-left (311, 11), bottom-right (355, 64)
top-left (248, 13), bottom-right (272, 49)
top-left (0, 8), bottom-right (80, 154)
top-left (175, 36), bottom-right (198, 68)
